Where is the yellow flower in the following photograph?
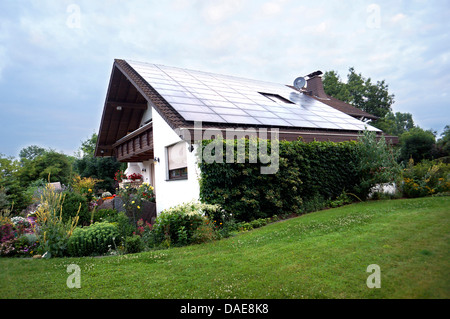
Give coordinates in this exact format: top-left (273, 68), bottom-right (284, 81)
top-left (88, 189), bottom-right (92, 193)
top-left (137, 206), bottom-right (141, 210)
top-left (132, 201), bottom-right (135, 204)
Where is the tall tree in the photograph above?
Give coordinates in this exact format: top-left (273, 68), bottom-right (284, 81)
top-left (436, 125), bottom-right (450, 158)
top-left (0, 154), bottom-right (29, 211)
top-left (19, 145), bottom-right (47, 163)
top-left (77, 133), bottom-right (98, 158)
top-left (19, 151), bottom-right (73, 186)
top-left (375, 111), bottom-right (415, 136)
top-left (399, 127), bottom-right (437, 163)
top-left (322, 70), bottom-right (351, 102)
top-left (322, 67), bottom-right (395, 119)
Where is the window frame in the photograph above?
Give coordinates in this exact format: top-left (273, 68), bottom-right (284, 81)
top-left (166, 142), bottom-right (188, 181)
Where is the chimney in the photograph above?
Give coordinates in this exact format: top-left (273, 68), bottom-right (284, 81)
top-left (306, 71), bottom-right (328, 99)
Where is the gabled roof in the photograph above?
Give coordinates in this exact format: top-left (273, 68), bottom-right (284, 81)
top-left (95, 60), bottom-right (397, 157)
top-left (124, 59), bottom-right (381, 131)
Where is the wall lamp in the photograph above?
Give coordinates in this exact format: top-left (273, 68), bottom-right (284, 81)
top-left (116, 106), bottom-right (123, 111)
top-left (142, 168), bottom-right (147, 172)
top-left (153, 157), bottom-right (160, 164)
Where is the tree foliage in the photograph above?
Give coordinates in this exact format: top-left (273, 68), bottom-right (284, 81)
top-left (355, 130), bottom-right (402, 198)
top-left (399, 128), bottom-right (437, 163)
top-left (19, 151), bottom-right (73, 186)
top-left (73, 133), bottom-right (125, 193)
top-left (76, 133), bottom-right (98, 158)
top-left (19, 145), bottom-right (46, 162)
top-left (0, 154), bottom-right (27, 211)
top-left (323, 67), bottom-right (395, 119)
top-left (436, 125), bottom-right (450, 158)
top-left (375, 111), bottom-right (415, 136)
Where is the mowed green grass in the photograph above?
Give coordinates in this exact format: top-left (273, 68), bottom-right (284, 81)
top-left (1, 197), bottom-right (449, 299)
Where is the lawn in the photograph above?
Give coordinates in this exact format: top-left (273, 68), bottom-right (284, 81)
top-left (0, 196), bottom-right (449, 299)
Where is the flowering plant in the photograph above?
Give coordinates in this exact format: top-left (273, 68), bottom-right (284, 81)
top-left (136, 218), bottom-right (153, 236)
top-left (137, 182), bottom-right (155, 202)
top-left (114, 170), bottom-right (127, 182)
top-left (127, 173), bottom-right (143, 181)
top-left (72, 175), bottom-right (101, 201)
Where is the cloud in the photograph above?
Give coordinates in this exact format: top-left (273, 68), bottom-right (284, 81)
top-left (391, 13), bottom-right (406, 23)
top-left (202, 0), bottom-right (244, 23)
top-left (0, 0), bottom-right (449, 157)
top-left (262, 1), bottom-right (282, 15)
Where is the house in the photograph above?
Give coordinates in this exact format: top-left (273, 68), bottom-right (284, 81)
top-left (94, 59), bottom-right (397, 214)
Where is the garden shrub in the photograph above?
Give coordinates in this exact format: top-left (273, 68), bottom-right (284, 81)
top-left (34, 185), bottom-right (79, 258)
top-left (67, 222), bottom-right (120, 257)
top-left (199, 132), bottom-right (401, 222)
top-left (61, 191), bottom-right (90, 226)
top-left (124, 234), bottom-right (144, 254)
top-left (191, 220), bottom-right (217, 244)
top-left (151, 201), bottom-right (218, 246)
top-left (117, 182), bottom-right (155, 225)
top-left (401, 159), bottom-right (450, 198)
top-left (199, 139), bottom-right (357, 221)
top-left (92, 208), bottom-right (119, 223)
top-left (354, 130), bottom-right (402, 199)
top-left (101, 210), bottom-right (135, 240)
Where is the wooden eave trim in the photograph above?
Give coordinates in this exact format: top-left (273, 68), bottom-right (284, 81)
top-left (113, 59), bottom-right (187, 131)
top-left (95, 64), bottom-right (119, 157)
top-left (106, 101), bottom-right (148, 110)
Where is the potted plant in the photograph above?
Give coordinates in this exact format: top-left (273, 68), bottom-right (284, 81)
top-left (127, 173), bottom-right (143, 182)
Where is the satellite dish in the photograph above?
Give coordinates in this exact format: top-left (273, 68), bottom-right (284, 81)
top-left (293, 76), bottom-right (306, 89)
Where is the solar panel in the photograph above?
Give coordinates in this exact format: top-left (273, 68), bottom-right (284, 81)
top-left (126, 60), bottom-right (381, 132)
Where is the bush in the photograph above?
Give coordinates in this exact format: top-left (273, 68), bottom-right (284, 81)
top-left (92, 208), bottom-right (119, 223)
top-left (191, 220), bottom-right (217, 244)
top-left (199, 139), bottom-right (357, 221)
top-left (67, 222), bottom-right (120, 257)
top-left (61, 191), bottom-right (90, 226)
top-left (401, 159), bottom-right (450, 198)
top-left (151, 201), bottom-right (217, 246)
top-left (124, 234), bottom-right (144, 254)
top-left (354, 130), bottom-right (402, 199)
top-left (101, 210), bottom-right (135, 241)
top-left (34, 185), bottom-right (79, 258)
top-left (199, 132), bottom-right (401, 222)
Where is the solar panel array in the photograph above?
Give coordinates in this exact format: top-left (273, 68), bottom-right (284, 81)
top-left (126, 60), bottom-right (380, 132)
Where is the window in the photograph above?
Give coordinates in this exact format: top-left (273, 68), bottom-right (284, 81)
top-left (259, 92), bottom-right (294, 104)
top-left (167, 142), bottom-right (188, 180)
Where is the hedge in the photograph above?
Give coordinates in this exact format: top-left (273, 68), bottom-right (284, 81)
top-left (198, 138), bottom-right (363, 222)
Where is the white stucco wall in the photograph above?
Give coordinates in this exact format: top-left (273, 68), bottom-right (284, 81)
top-left (150, 106), bottom-right (201, 214)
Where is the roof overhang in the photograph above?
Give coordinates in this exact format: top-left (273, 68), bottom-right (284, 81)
top-left (95, 63), bottom-right (150, 157)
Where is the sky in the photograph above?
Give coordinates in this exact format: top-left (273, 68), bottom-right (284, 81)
top-left (0, 0), bottom-right (449, 158)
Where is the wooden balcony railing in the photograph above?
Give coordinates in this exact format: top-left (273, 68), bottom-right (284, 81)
top-left (113, 123), bottom-right (154, 162)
